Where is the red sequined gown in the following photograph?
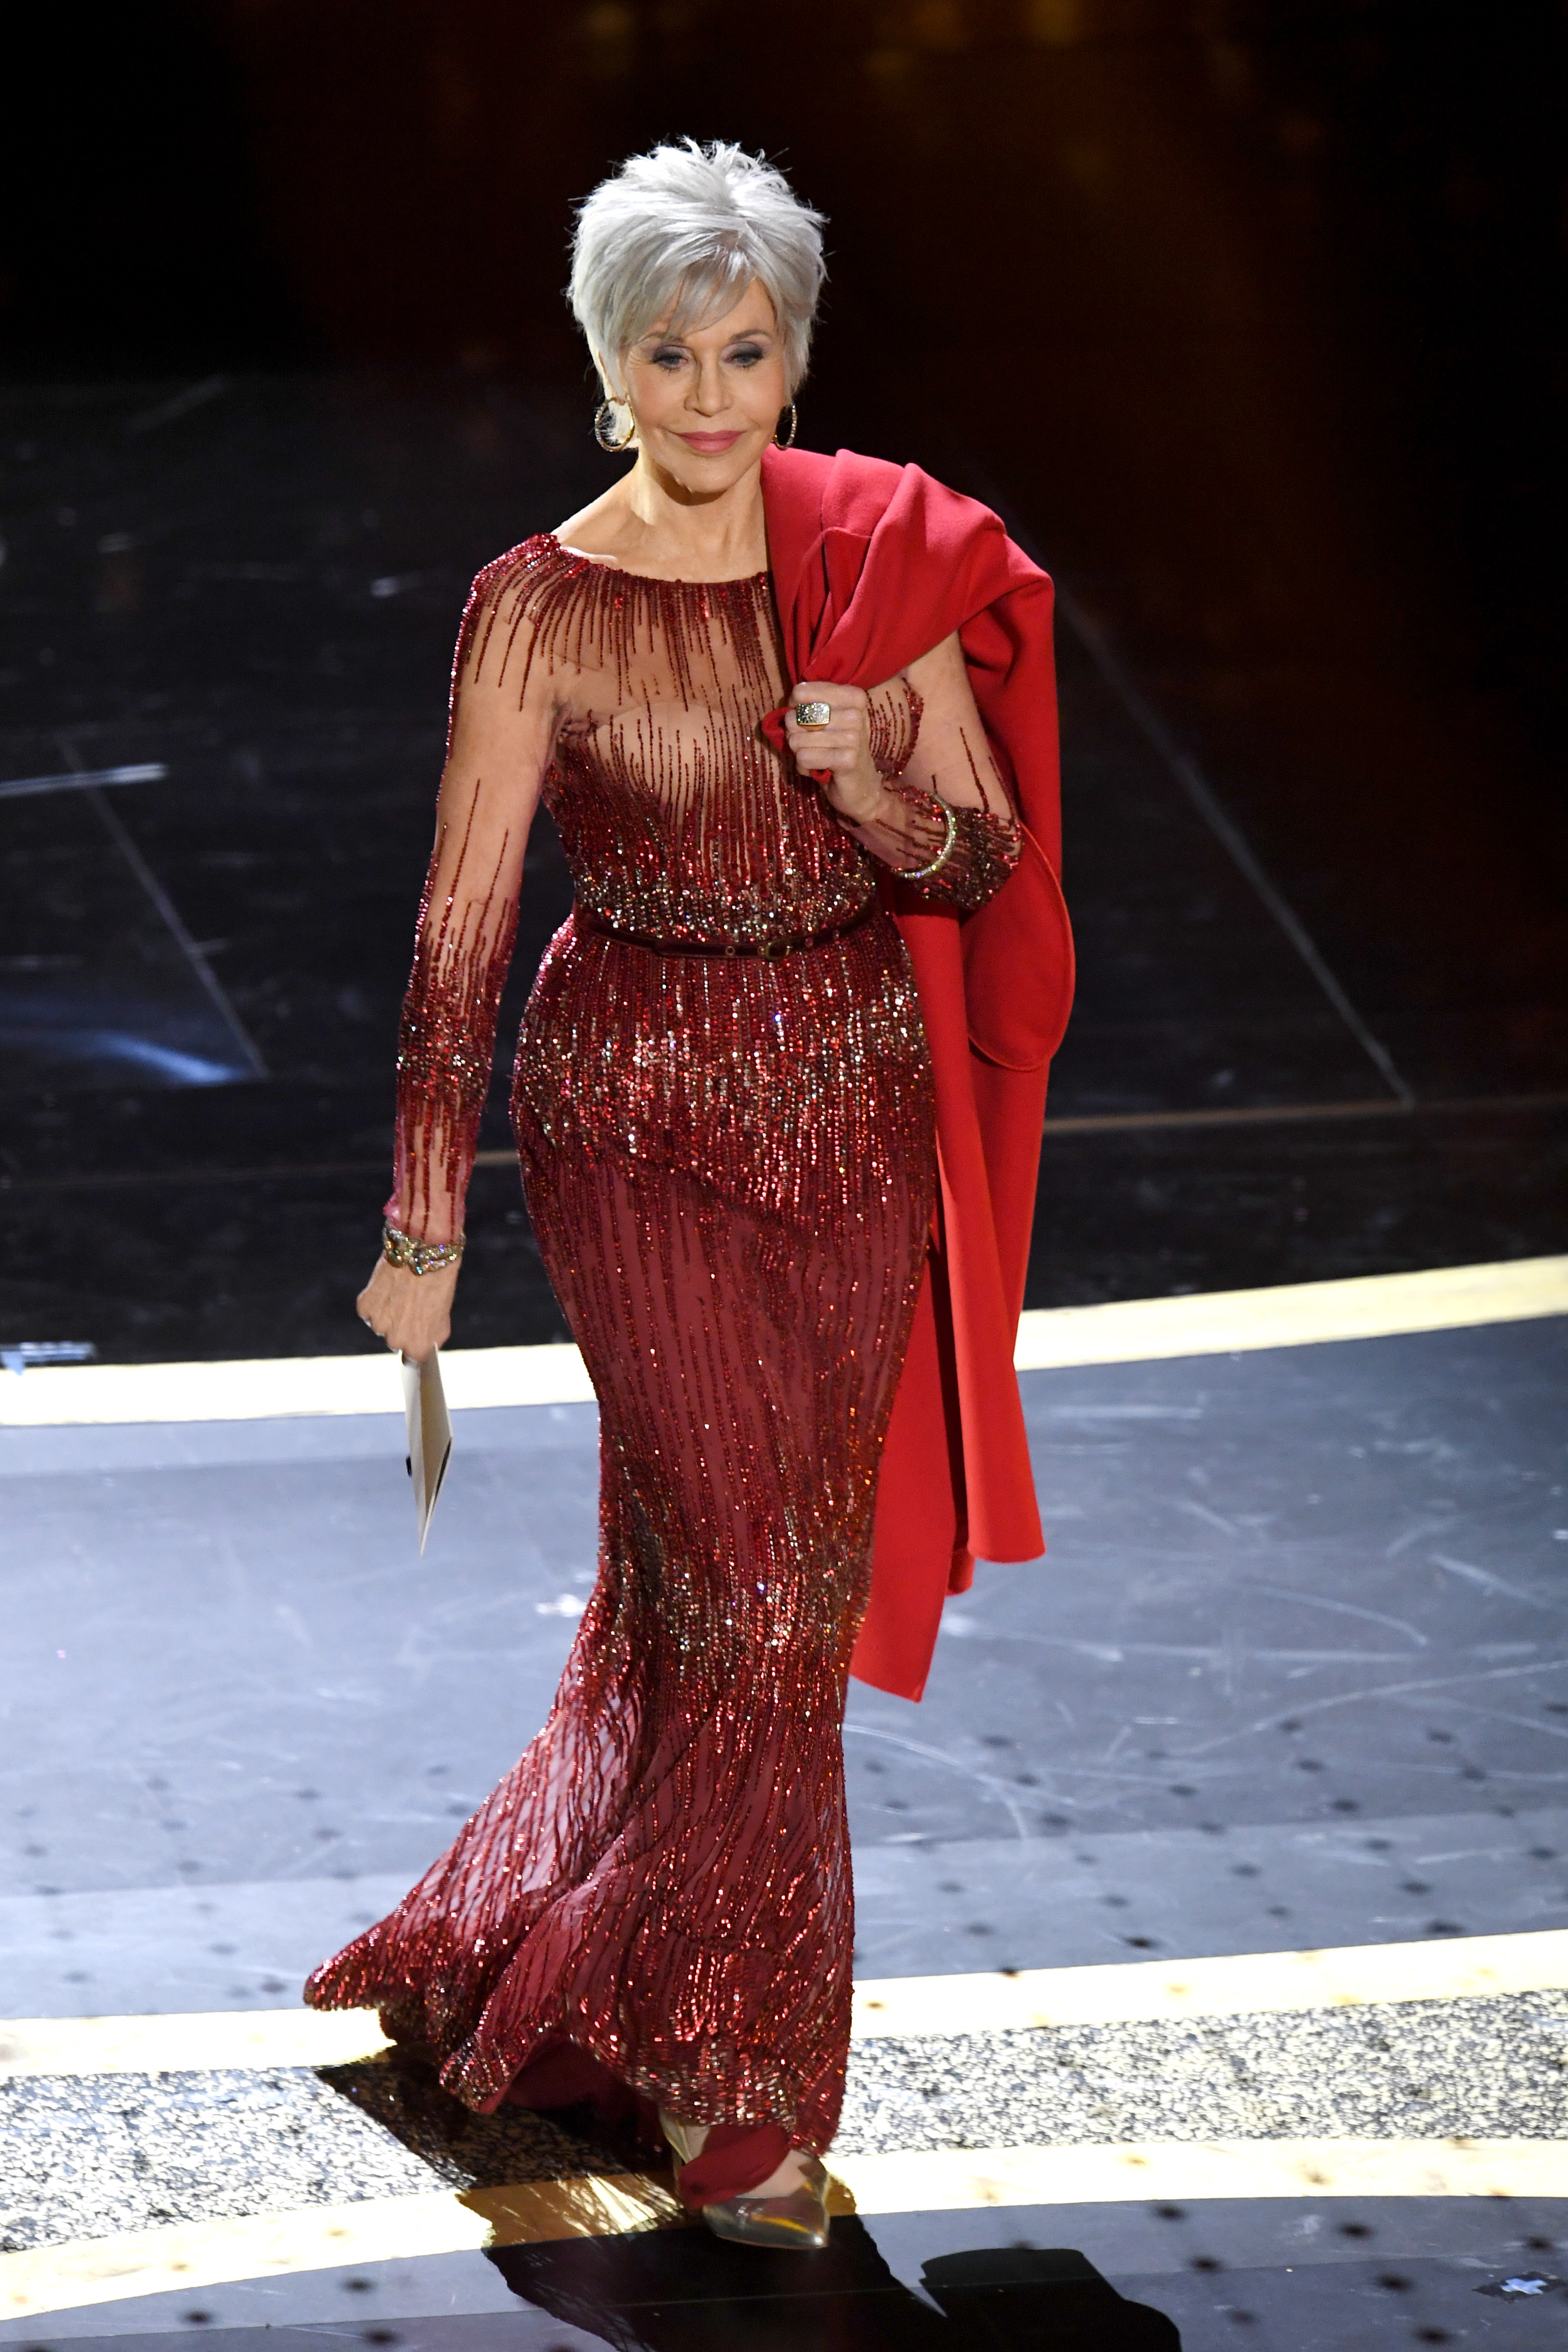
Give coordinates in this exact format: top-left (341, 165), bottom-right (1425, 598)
top-left (305, 534), bottom-right (1019, 2156)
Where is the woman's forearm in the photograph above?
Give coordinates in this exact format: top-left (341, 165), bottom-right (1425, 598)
top-left (833, 783), bottom-right (1023, 913)
top-left (389, 866), bottom-right (519, 1242)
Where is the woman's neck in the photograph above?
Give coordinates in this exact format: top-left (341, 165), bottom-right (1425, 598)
top-left (555, 457), bottom-right (768, 583)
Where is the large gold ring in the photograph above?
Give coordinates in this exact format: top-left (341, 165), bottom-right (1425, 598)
top-left (795, 700), bottom-right (831, 729)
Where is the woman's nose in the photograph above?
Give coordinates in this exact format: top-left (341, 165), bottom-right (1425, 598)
top-left (690, 365), bottom-right (726, 415)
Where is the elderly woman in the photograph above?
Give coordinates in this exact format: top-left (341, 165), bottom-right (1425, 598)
top-left (306, 141), bottom-right (1071, 2250)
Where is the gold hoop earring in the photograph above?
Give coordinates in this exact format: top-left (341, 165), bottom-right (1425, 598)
top-left (593, 395), bottom-right (636, 454)
top-left (774, 403), bottom-right (797, 451)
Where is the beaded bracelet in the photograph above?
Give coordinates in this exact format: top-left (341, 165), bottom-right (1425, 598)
top-left (902, 799), bottom-right (959, 884)
top-left (383, 1221), bottom-right (465, 1277)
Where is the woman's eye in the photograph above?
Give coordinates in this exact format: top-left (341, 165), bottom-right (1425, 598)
top-left (727, 345), bottom-right (763, 367)
top-left (648, 348), bottom-right (686, 370)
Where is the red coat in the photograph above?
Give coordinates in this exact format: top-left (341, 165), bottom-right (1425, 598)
top-left (761, 445), bottom-right (1075, 1702)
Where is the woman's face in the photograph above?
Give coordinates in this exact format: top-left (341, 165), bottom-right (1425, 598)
top-left (617, 278), bottom-right (790, 495)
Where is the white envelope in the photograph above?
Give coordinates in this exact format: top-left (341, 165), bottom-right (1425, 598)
top-left (402, 1350), bottom-right (453, 1553)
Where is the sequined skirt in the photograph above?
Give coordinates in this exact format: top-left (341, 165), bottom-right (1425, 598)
top-left (305, 906), bottom-right (935, 2152)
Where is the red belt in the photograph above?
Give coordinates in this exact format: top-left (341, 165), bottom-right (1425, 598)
top-left (576, 899), bottom-right (878, 963)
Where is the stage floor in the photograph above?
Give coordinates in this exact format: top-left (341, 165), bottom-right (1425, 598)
top-left (4, 1265), bottom-right (1566, 2347)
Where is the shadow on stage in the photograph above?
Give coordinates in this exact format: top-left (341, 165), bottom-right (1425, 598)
top-left (487, 2223), bottom-right (1181, 2348)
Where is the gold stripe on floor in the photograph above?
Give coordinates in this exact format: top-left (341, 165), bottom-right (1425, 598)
top-left (0, 2179), bottom-right (694, 2323)
top-left (5, 2141), bottom-right (1566, 2321)
top-left (8, 1926), bottom-right (1566, 2079)
top-left (0, 2007), bottom-right (388, 2079)
top-left (1009, 1253), bottom-right (1568, 1371)
top-left (0, 2193), bottom-right (495, 2324)
top-left (4, 1255), bottom-right (1563, 1425)
top-left (850, 1926), bottom-right (1568, 2038)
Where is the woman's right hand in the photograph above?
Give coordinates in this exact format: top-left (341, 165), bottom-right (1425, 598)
top-left (357, 1255), bottom-right (459, 1362)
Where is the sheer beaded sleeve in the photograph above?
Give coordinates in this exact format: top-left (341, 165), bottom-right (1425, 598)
top-left (387, 556), bottom-right (559, 1244)
top-left (835, 632), bottom-right (1022, 914)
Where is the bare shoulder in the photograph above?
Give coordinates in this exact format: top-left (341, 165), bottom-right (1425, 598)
top-left (550, 487), bottom-right (635, 562)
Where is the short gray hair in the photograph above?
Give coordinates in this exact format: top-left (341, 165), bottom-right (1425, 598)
top-left (569, 141), bottom-right (826, 399)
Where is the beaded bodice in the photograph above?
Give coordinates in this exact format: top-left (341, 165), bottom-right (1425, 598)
top-left (390, 534), bottom-right (1021, 1238)
top-left (469, 534), bottom-right (977, 945)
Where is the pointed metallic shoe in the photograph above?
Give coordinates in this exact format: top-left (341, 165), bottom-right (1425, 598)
top-left (699, 2153), bottom-right (832, 2251)
top-left (658, 2114), bottom-right (832, 2252)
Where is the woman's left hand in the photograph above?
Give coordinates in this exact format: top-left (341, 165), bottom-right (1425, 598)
top-left (783, 681), bottom-right (884, 826)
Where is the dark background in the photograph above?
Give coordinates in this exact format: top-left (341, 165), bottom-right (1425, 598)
top-left (1, 0), bottom-right (1564, 1359)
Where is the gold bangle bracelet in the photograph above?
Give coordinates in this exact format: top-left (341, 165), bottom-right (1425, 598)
top-left (902, 800), bottom-right (959, 884)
